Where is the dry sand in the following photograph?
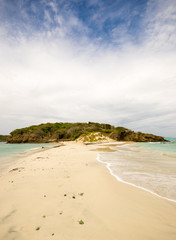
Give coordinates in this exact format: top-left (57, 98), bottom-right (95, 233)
top-left (0, 141), bottom-right (176, 240)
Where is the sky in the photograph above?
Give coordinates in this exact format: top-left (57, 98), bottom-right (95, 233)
top-left (0, 0), bottom-right (176, 137)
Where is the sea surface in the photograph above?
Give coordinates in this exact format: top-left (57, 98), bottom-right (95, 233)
top-left (0, 142), bottom-right (56, 170)
top-left (0, 142), bottom-right (55, 158)
top-left (98, 138), bottom-right (176, 202)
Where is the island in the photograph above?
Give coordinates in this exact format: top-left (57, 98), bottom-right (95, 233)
top-left (7, 122), bottom-right (166, 143)
top-left (0, 135), bottom-right (10, 142)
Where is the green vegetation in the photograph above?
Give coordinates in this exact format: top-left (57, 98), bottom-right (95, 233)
top-left (79, 220), bottom-right (84, 225)
top-left (36, 227), bottom-right (40, 231)
top-left (0, 135), bottom-right (10, 142)
top-left (7, 122), bottom-right (166, 143)
top-left (8, 122), bottom-right (115, 143)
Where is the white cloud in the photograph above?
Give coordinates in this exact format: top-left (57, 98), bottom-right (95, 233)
top-left (143, 0), bottom-right (176, 51)
top-left (0, 0), bottom-right (176, 137)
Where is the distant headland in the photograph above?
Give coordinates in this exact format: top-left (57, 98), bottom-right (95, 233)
top-left (0, 135), bottom-right (9, 142)
top-left (5, 122), bottom-right (166, 143)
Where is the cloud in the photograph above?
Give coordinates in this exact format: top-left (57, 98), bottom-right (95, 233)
top-left (0, 0), bottom-right (176, 137)
top-left (143, 0), bottom-right (176, 51)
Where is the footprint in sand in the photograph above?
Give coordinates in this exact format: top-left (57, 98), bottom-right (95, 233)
top-left (65, 175), bottom-right (70, 179)
top-left (9, 167), bottom-right (24, 173)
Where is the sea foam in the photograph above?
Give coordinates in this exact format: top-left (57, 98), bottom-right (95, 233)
top-left (97, 142), bottom-right (176, 203)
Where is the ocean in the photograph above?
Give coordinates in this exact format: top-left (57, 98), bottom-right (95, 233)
top-left (98, 138), bottom-right (176, 202)
top-left (0, 142), bottom-right (56, 168)
top-left (0, 142), bottom-right (56, 158)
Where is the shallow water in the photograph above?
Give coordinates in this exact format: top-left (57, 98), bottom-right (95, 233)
top-left (0, 142), bottom-right (55, 158)
top-left (0, 142), bottom-right (56, 171)
top-left (138, 138), bottom-right (176, 156)
top-left (98, 140), bottom-right (176, 202)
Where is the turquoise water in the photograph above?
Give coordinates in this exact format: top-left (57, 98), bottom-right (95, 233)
top-left (98, 139), bottom-right (176, 202)
top-left (0, 142), bottom-right (55, 158)
top-left (137, 138), bottom-right (176, 156)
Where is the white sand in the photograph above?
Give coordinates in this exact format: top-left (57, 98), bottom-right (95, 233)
top-left (0, 141), bottom-right (176, 240)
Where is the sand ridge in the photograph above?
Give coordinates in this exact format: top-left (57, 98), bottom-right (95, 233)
top-left (0, 141), bottom-right (176, 240)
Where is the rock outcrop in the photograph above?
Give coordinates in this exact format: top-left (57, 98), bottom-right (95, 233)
top-left (109, 130), bottom-right (166, 142)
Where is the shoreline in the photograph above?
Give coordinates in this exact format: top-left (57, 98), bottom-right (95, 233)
top-left (0, 142), bottom-right (60, 157)
top-left (0, 141), bottom-right (176, 239)
top-left (0, 143), bottom-right (61, 170)
top-left (97, 142), bottom-right (176, 203)
top-left (97, 153), bottom-right (176, 203)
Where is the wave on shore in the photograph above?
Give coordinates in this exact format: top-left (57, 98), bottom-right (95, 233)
top-left (97, 142), bottom-right (176, 202)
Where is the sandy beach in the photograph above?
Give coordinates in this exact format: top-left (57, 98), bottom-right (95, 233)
top-left (0, 142), bottom-right (176, 240)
